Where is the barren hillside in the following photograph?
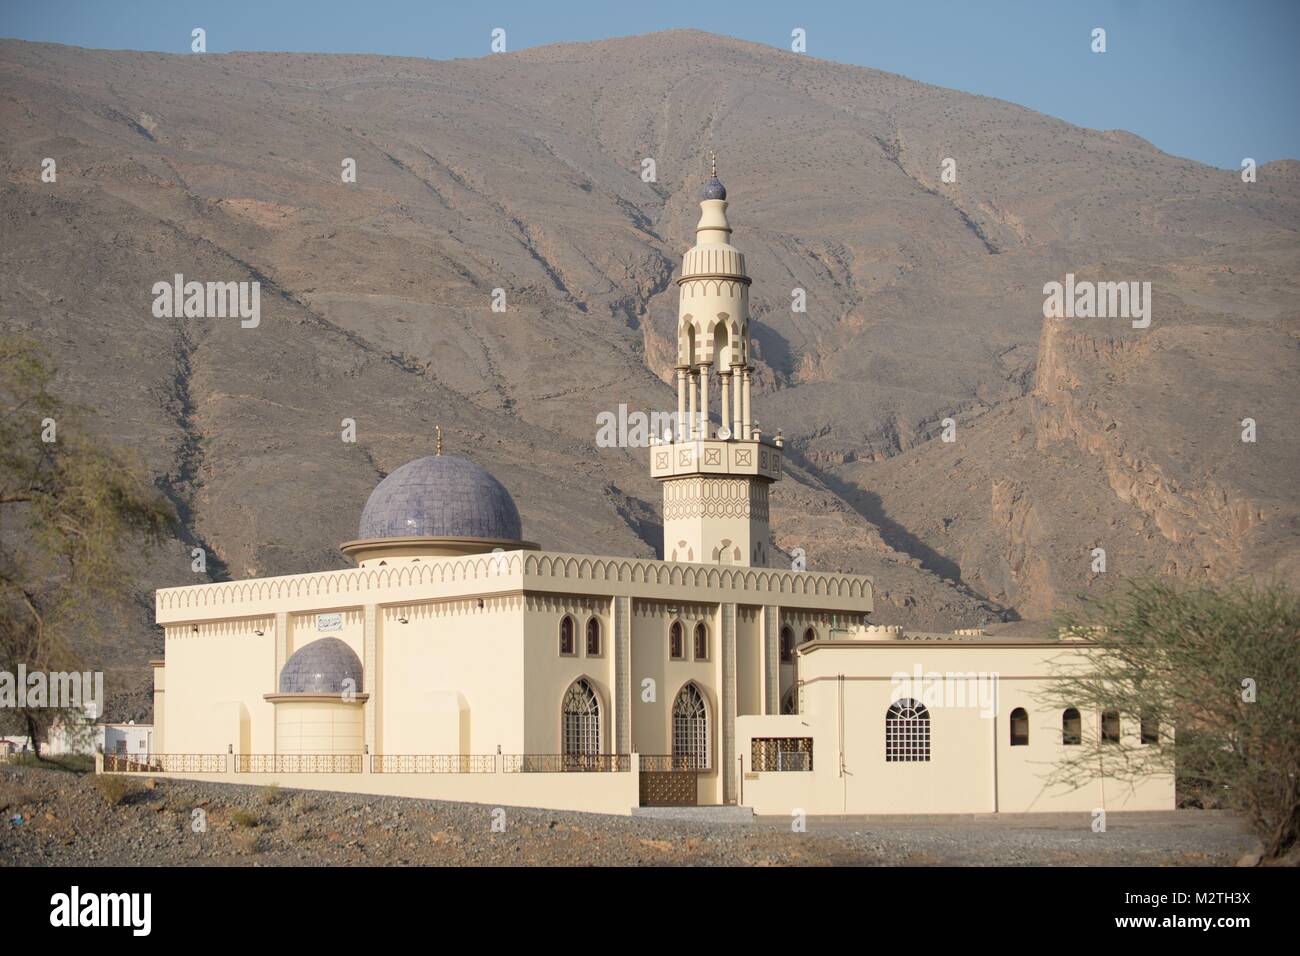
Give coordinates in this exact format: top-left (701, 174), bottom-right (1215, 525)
top-left (1, 31), bottom-right (1296, 692)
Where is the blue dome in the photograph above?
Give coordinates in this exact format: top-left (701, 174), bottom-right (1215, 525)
top-left (279, 638), bottom-right (363, 694)
top-left (701, 176), bottom-right (727, 201)
top-left (358, 455), bottom-right (522, 541)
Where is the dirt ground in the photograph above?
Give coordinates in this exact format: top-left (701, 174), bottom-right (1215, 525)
top-left (0, 763), bottom-right (1261, 866)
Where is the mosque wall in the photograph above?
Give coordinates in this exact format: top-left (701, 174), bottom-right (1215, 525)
top-left (522, 593), bottom-right (615, 754)
top-left (380, 596), bottom-right (526, 757)
top-left (163, 617), bottom-right (276, 756)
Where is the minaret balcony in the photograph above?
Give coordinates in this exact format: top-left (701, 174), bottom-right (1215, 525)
top-left (650, 437), bottom-right (782, 481)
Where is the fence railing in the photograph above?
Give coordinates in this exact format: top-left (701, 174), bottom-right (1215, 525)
top-left (103, 753), bottom-right (228, 774)
top-left (639, 754), bottom-right (700, 772)
top-left (371, 754), bottom-right (496, 774)
top-left (234, 753), bottom-right (363, 774)
top-left (501, 754), bottom-right (631, 773)
top-left (101, 752), bottom-right (654, 775)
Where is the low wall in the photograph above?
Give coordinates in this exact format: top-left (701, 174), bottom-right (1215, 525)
top-left (96, 754), bottom-right (642, 817)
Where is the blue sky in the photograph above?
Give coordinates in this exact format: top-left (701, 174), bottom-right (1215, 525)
top-left (2, 0), bottom-right (1297, 169)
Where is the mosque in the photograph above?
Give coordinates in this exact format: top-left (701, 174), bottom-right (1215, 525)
top-left (135, 168), bottom-right (1173, 816)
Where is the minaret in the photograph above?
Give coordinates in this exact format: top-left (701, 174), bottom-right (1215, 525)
top-left (650, 156), bottom-right (783, 567)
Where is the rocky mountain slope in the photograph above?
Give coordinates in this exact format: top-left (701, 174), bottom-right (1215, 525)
top-left (0, 32), bottom-right (1295, 683)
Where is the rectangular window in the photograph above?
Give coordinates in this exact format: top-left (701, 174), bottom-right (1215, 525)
top-left (1101, 710), bottom-right (1121, 743)
top-left (751, 737), bottom-right (813, 772)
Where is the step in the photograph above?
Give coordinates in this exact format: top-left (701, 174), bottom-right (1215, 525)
top-left (631, 805), bottom-right (754, 823)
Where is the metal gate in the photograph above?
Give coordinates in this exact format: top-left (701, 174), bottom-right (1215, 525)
top-left (638, 755), bottom-right (699, 807)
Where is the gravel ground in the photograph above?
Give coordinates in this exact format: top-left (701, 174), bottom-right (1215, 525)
top-left (0, 764), bottom-right (1260, 866)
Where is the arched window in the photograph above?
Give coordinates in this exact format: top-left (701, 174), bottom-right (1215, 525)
top-left (672, 683), bottom-right (709, 770)
top-left (585, 617), bottom-right (601, 656)
top-left (693, 622), bottom-right (708, 660)
top-left (669, 621), bottom-right (685, 660)
top-left (1140, 712), bottom-right (1159, 745)
top-left (559, 615), bottom-right (575, 656)
top-left (780, 687), bottom-right (797, 715)
top-left (802, 626), bottom-right (816, 644)
top-left (1010, 707), bottom-right (1029, 746)
top-left (885, 698), bottom-right (930, 762)
top-left (779, 626), bottom-right (794, 663)
top-left (1101, 710), bottom-right (1121, 743)
top-left (1062, 708), bottom-right (1082, 746)
top-left (561, 679), bottom-right (600, 760)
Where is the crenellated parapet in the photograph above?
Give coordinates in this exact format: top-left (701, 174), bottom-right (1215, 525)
top-left (155, 550), bottom-right (873, 623)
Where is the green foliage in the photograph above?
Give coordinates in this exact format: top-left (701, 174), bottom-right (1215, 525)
top-left (230, 809), bottom-right (260, 828)
top-left (1043, 577), bottom-right (1300, 858)
top-left (0, 336), bottom-right (173, 749)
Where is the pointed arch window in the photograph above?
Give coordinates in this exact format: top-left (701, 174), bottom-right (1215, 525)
top-left (669, 621), bottom-right (685, 660)
top-left (802, 626), bottom-right (816, 644)
top-left (1010, 707), bottom-right (1029, 746)
top-left (559, 615), bottom-right (576, 656)
top-left (672, 683), bottom-right (710, 770)
top-left (585, 617), bottom-right (601, 656)
top-left (1062, 708), bottom-right (1082, 745)
top-left (779, 626), bottom-right (794, 663)
top-left (885, 698), bottom-right (930, 762)
top-left (561, 679), bottom-right (600, 760)
top-left (693, 622), bottom-right (709, 661)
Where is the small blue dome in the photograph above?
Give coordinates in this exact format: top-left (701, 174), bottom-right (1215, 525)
top-left (358, 455), bottom-right (522, 541)
top-left (701, 176), bottom-right (727, 201)
top-left (279, 638), bottom-right (363, 694)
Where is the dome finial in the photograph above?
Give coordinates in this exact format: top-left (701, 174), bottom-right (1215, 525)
top-left (435, 424), bottom-right (443, 456)
top-left (701, 150), bottom-right (727, 201)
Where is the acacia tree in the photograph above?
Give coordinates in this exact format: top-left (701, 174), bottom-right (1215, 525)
top-left (1040, 578), bottom-right (1300, 860)
top-left (0, 337), bottom-right (172, 757)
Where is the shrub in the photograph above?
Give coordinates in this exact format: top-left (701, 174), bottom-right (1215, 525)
top-left (230, 809), bottom-right (260, 828)
top-left (91, 773), bottom-right (139, 807)
top-left (259, 784), bottom-right (281, 806)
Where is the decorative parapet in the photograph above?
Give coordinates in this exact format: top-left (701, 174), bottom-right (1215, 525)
top-left (156, 550), bottom-right (872, 623)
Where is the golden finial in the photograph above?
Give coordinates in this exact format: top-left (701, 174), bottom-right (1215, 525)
top-left (708, 149), bottom-right (717, 178)
top-left (435, 424), bottom-right (443, 456)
